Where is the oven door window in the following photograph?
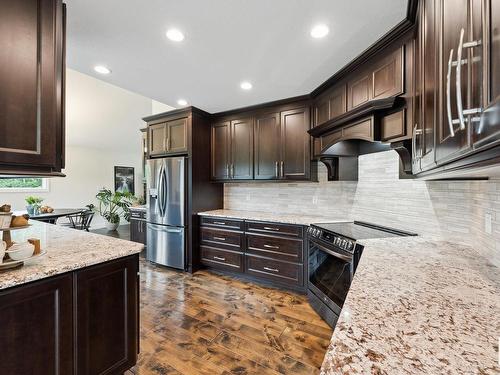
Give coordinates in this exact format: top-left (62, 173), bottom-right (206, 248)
top-left (309, 243), bottom-right (353, 309)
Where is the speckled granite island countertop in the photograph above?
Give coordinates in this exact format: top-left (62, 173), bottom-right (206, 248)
top-left (0, 220), bottom-right (143, 290)
top-left (320, 237), bottom-right (500, 375)
top-left (198, 209), bottom-right (338, 226)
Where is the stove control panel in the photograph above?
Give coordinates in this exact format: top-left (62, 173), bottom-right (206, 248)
top-left (307, 226), bottom-right (356, 253)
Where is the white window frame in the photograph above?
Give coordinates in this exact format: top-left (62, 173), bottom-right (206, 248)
top-left (0, 178), bottom-right (50, 193)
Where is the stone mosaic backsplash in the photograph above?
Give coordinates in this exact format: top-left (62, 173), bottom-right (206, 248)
top-left (224, 151), bottom-right (500, 266)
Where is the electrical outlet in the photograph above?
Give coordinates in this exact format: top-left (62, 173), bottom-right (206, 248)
top-left (312, 196), bottom-right (318, 204)
top-left (245, 194), bottom-right (250, 201)
top-left (485, 212), bottom-right (492, 235)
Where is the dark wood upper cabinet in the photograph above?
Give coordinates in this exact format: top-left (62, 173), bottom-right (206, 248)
top-left (329, 85), bottom-right (347, 119)
top-left (148, 117), bottom-right (188, 156)
top-left (434, 0), bottom-right (471, 165)
top-left (211, 121), bottom-right (230, 180)
top-left (148, 122), bottom-right (168, 156)
top-left (281, 108), bottom-right (311, 180)
top-left (348, 74), bottom-right (372, 110)
top-left (167, 117), bottom-right (188, 153)
top-left (0, 274), bottom-right (73, 375)
top-left (230, 118), bottom-right (254, 179)
top-left (472, 0), bottom-right (500, 147)
top-left (254, 112), bottom-right (281, 180)
top-left (0, 0), bottom-right (66, 175)
top-left (75, 256), bottom-right (138, 375)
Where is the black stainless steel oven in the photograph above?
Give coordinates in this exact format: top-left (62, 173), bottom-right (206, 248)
top-left (307, 221), bottom-right (416, 328)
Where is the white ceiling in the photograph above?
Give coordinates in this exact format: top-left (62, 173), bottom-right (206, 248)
top-left (65, 0), bottom-right (408, 113)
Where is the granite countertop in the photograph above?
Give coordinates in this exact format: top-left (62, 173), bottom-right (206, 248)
top-left (320, 237), bottom-right (500, 374)
top-left (0, 220), bottom-right (143, 290)
top-left (198, 209), bottom-right (341, 225)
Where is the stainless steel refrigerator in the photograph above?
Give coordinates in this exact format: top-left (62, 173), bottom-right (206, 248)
top-left (146, 156), bottom-right (186, 269)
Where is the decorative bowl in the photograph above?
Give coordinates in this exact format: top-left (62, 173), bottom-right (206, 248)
top-left (7, 243), bottom-right (35, 261)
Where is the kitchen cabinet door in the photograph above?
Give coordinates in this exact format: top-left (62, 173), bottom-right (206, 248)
top-left (0, 0), bottom-right (66, 174)
top-left (329, 85), bottom-right (347, 119)
top-left (473, 0), bottom-right (500, 146)
top-left (434, 0), bottom-right (471, 164)
top-left (75, 256), bottom-right (138, 375)
top-left (149, 123), bottom-right (167, 156)
top-left (230, 118), bottom-right (254, 179)
top-left (0, 274), bottom-right (73, 375)
top-left (254, 113), bottom-right (281, 179)
top-left (211, 121), bottom-right (230, 180)
top-left (280, 108), bottom-right (311, 180)
top-left (167, 117), bottom-right (188, 154)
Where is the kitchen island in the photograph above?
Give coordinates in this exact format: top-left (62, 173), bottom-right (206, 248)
top-left (0, 220), bottom-right (143, 375)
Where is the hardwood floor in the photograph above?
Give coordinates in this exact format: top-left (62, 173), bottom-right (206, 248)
top-left (126, 260), bottom-right (332, 375)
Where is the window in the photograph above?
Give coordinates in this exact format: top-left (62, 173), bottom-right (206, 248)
top-left (0, 178), bottom-right (49, 192)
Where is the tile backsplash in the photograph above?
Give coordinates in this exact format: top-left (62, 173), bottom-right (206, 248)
top-left (224, 151), bottom-right (500, 266)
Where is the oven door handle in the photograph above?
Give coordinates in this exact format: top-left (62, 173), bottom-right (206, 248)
top-left (309, 240), bottom-right (353, 262)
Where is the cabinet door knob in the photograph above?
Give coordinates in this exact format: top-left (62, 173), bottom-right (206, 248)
top-left (213, 256), bottom-right (226, 261)
top-left (213, 236), bottom-right (226, 241)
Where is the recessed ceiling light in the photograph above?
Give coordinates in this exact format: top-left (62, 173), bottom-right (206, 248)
top-left (240, 81), bottom-right (253, 90)
top-left (166, 28), bottom-right (185, 42)
top-left (177, 99), bottom-right (188, 106)
top-left (94, 65), bottom-right (111, 75)
top-left (310, 24), bottom-right (329, 39)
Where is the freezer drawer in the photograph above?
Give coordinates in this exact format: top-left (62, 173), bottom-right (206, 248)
top-left (146, 223), bottom-right (185, 270)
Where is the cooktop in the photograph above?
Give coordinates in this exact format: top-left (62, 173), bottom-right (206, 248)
top-left (311, 221), bottom-right (417, 240)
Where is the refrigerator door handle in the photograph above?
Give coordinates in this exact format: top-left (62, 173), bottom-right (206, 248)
top-left (163, 162), bottom-right (169, 216)
top-left (156, 164), bottom-right (163, 216)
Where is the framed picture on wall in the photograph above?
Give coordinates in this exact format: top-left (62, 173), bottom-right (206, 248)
top-left (114, 166), bottom-right (135, 195)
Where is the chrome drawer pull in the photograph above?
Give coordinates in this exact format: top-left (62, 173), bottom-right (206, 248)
top-left (263, 244), bottom-right (279, 249)
top-left (213, 256), bottom-right (226, 261)
top-left (263, 267), bottom-right (279, 273)
top-left (263, 226), bottom-right (280, 231)
top-left (213, 221), bottom-right (226, 225)
top-left (213, 236), bottom-right (226, 241)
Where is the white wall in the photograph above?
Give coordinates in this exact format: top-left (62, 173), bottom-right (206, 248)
top-left (0, 69), bottom-right (174, 228)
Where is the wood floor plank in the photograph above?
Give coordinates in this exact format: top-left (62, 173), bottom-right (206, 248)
top-left (133, 261), bottom-right (332, 374)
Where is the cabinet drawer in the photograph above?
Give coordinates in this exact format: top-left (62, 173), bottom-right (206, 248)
top-left (246, 255), bottom-right (303, 286)
top-left (200, 216), bottom-right (244, 231)
top-left (245, 221), bottom-right (303, 238)
top-left (201, 246), bottom-right (243, 272)
top-left (246, 234), bottom-right (303, 262)
top-left (130, 210), bottom-right (145, 219)
top-left (200, 227), bottom-right (243, 249)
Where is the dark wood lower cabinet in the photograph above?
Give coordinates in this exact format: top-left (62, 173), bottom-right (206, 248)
top-left (0, 254), bottom-right (139, 375)
top-left (0, 274), bottom-right (73, 375)
top-left (75, 256), bottom-right (138, 375)
top-left (199, 216), bottom-right (306, 292)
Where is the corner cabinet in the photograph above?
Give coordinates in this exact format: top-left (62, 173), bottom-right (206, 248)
top-left (211, 104), bottom-right (311, 182)
top-left (0, 0), bottom-right (66, 175)
top-left (148, 117), bottom-right (188, 157)
top-left (413, 0), bottom-right (500, 178)
top-left (0, 255), bottom-right (139, 375)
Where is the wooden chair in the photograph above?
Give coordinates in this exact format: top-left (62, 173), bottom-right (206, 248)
top-left (65, 210), bottom-right (94, 231)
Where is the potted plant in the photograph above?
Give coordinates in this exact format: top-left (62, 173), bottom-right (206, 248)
top-left (93, 188), bottom-right (134, 231)
top-left (25, 196), bottom-right (44, 216)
